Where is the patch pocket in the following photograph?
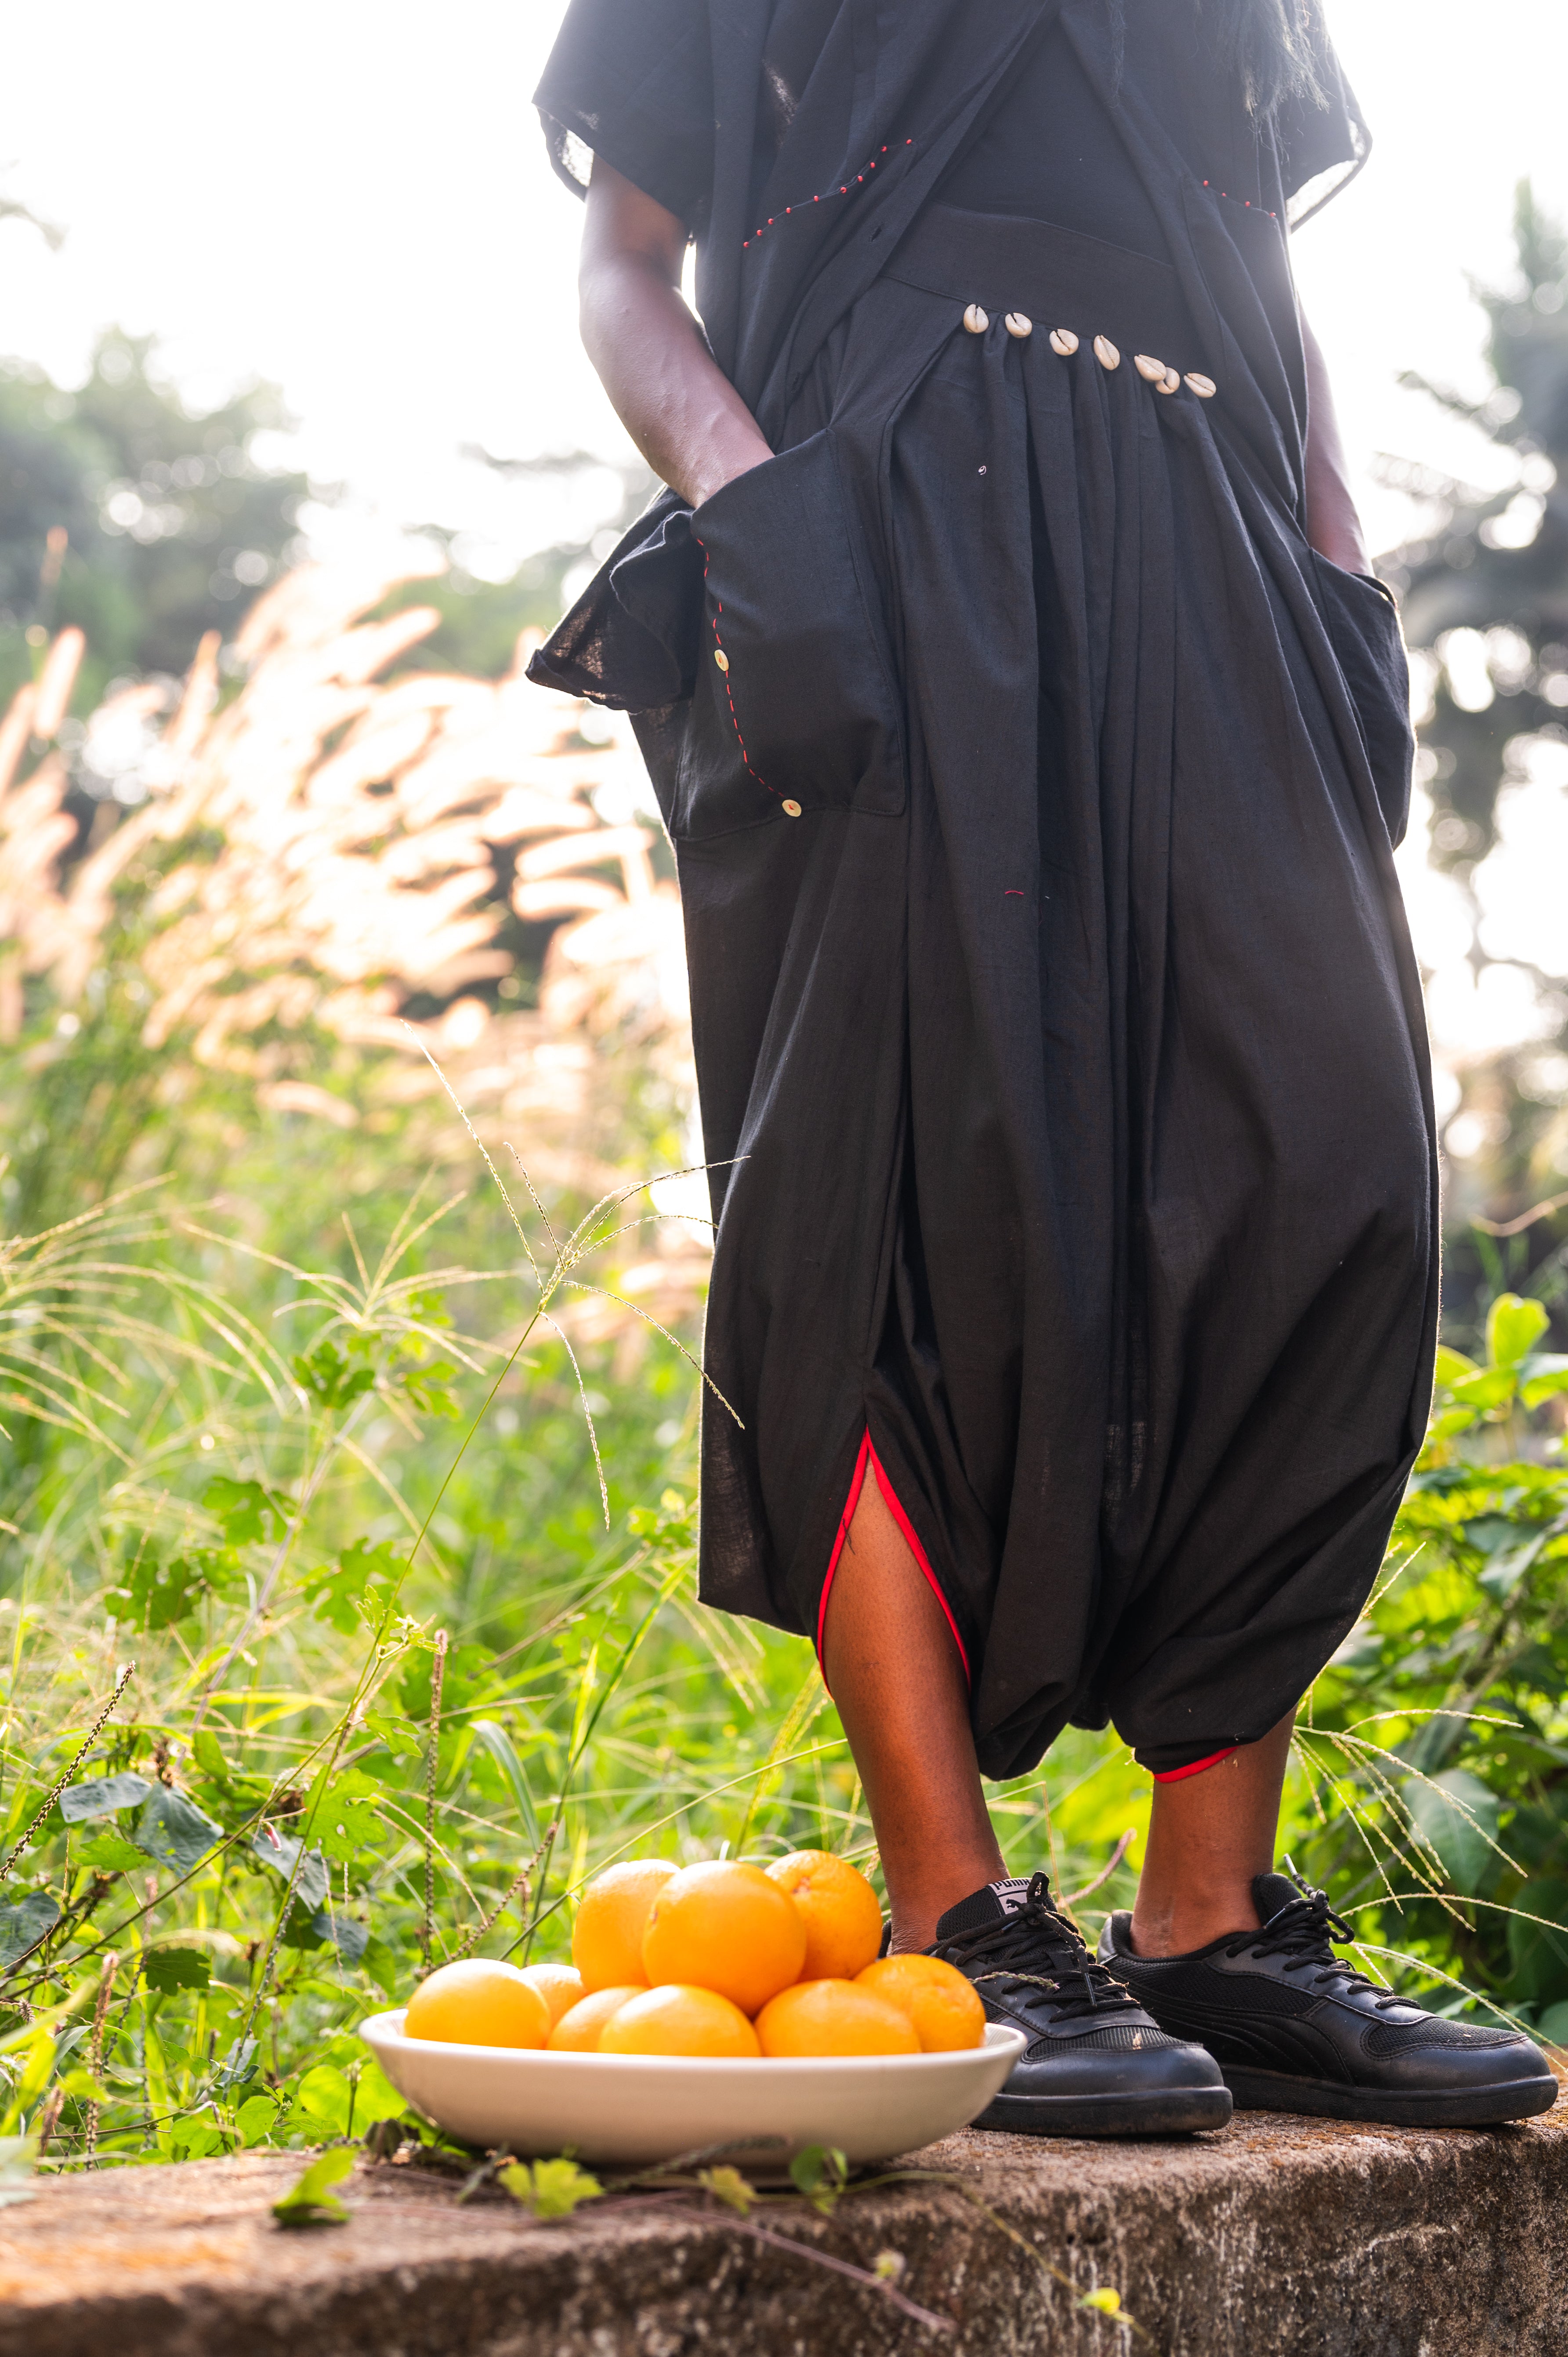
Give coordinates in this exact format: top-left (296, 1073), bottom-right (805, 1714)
top-left (678, 430), bottom-right (904, 841)
top-left (1314, 556), bottom-right (1416, 851)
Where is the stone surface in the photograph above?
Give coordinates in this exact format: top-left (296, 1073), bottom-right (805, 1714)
top-left (4, 2090), bottom-right (1567, 2357)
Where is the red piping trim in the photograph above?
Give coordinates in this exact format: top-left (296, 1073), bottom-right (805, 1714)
top-left (816, 1430), bottom-right (971, 1692)
top-left (1152, 1746), bottom-right (1240, 1785)
top-left (815, 1431), bottom-right (873, 1676)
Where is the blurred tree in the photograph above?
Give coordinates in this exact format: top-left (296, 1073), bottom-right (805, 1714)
top-left (380, 445), bottom-right (656, 680)
top-left (0, 329), bottom-right (309, 714)
top-left (1384, 184), bottom-right (1568, 1343)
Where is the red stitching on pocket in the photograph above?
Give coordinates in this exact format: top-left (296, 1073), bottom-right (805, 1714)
top-left (692, 529), bottom-right (780, 805)
top-left (742, 141), bottom-right (915, 248)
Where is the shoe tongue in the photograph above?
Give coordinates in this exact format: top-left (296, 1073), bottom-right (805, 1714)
top-left (1253, 1870), bottom-right (1304, 1925)
top-left (935, 1876), bottom-right (1033, 1941)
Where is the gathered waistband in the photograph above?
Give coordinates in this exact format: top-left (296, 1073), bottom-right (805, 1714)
top-left (884, 203), bottom-right (1202, 381)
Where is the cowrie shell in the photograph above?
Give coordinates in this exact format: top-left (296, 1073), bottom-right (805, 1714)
top-left (963, 303), bottom-right (989, 334)
top-left (1185, 372), bottom-right (1217, 398)
top-left (1094, 335), bottom-right (1121, 370)
top-left (1049, 328), bottom-right (1079, 356)
top-left (1004, 311), bottom-right (1033, 339)
top-left (1134, 353), bottom-right (1167, 383)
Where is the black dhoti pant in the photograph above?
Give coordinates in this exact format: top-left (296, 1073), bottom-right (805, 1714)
top-left (619, 206), bottom-right (1438, 1779)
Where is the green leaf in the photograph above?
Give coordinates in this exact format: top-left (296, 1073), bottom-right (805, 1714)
top-left (497, 2157), bottom-right (602, 2219)
top-left (250, 1825), bottom-right (330, 1912)
top-left (789, 2143), bottom-right (849, 2213)
top-left (1433, 1343), bottom-right (1480, 1388)
top-left (292, 1339), bottom-right (378, 1413)
top-left (235, 2093), bottom-right (279, 2146)
top-left (1465, 1516), bottom-right (1523, 1556)
top-left (308, 1907), bottom-right (369, 1965)
top-left (304, 1539), bottom-right (402, 1637)
top-left (1403, 1770), bottom-right (1501, 1896)
top-left (0, 1892), bottom-right (60, 1970)
top-left (1448, 1367), bottom-right (1517, 1414)
top-left (698, 2165), bottom-right (756, 2214)
top-left (118, 1551), bottom-right (234, 1632)
top-left (272, 2145), bottom-right (355, 2226)
top-left (398, 1363), bottom-right (461, 1418)
top-left (468, 1719), bottom-right (540, 1850)
top-left (203, 1475), bottom-right (291, 1546)
top-left (1521, 1355), bottom-right (1568, 1410)
top-left (360, 1936), bottom-right (402, 1998)
top-left (76, 1831), bottom-right (151, 1873)
top-left (143, 1945), bottom-right (212, 1994)
top-left (305, 1769), bottom-right (385, 1867)
top-left (134, 1787), bottom-right (224, 1878)
top-left (213, 2037), bottom-right (260, 2095)
top-left (295, 2064), bottom-right (354, 2137)
top-left (1487, 1294), bottom-right (1550, 1371)
top-left (351, 2059), bottom-right (406, 2130)
top-left (59, 1771), bottom-right (153, 1823)
top-left (363, 1711), bottom-right (422, 1762)
top-left (1507, 1878), bottom-right (1568, 2007)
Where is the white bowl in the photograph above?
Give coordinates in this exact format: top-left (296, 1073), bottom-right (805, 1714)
top-left (360, 2010), bottom-right (1026, 2166)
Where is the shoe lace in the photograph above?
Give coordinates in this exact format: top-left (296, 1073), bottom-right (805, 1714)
top-left (936, 1871), bottom-right (1143, 2024)
top-left (1228, 1887), bottom-right (1402, 2009)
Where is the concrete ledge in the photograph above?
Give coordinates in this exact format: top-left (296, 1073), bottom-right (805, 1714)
top-left (4, 2095), bottom-right (1566, 2357)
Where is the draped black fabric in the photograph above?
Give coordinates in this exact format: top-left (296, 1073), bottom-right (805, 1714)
top-left (529, 0), bottom-right (1438, 1778)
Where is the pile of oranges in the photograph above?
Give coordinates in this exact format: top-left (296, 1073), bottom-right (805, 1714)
top-left (403, 1850), bottom-right (985, 2059)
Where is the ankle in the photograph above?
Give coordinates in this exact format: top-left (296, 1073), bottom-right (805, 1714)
top-left (1130, 1887), bottom-right (1260, 1959)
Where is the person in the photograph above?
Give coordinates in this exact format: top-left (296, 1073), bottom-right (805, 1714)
top-left (529, 0), bottom-right (1556, 2132)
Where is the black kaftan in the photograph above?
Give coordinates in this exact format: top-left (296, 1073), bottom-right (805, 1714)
top-left (530, 0), bottom-right (1438, 1779)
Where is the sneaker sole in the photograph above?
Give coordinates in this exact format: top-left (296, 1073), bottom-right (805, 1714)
top-left (1220, 2065), bottom-right (1561, 2128)
top-left (974, 2082), bottom-right (1235, 2138)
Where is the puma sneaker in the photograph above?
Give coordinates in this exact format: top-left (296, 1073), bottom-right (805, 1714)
top-left (929, 1872), bottom-right (1232, 2136)
top-left (1098, 1870), bottom-right (1559, 2128)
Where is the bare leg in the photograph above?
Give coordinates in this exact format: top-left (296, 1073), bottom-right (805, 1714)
top-left (821, 1465), bottom-right (1003, 1951)
top-left (1129, 1714), bottom-right (1296, 1957)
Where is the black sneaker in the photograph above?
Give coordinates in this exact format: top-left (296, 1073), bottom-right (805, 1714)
top-left (1098, 1870), bottom-right (1560, 2129)
top-left (930, 1872), bottom-right (1232, 2137)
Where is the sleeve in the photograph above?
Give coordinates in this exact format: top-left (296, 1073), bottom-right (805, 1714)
top-left (534, 0), bottom-right (715, 233)
top-left (1272, 17), bottom-right (1371, 230)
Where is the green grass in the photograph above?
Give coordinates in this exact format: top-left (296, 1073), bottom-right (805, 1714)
top-left (0, 1081), bottom-right (1566, 2174)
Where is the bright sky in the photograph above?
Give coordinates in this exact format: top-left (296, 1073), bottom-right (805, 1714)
top-left (3, 0), bottom-right (1567, 1087)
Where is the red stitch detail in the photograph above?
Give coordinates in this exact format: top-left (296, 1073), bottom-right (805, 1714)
top-left (744, 138), bottom-right (916, 244)
top-left (693, 529), bottom-right (779, 806)
top-left (1003, 888), bottom-right (1024, 896)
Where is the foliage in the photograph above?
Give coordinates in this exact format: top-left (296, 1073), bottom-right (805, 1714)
top-left (1383, 184), bottom-right (1568, 1338)
top-left (0, 334), bottom-right (308, 718)
top-left (1295, 1294), bottom-right (1568, 2040)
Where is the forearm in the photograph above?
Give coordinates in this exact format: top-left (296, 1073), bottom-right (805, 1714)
top-left (1301, 308), bottom-right (1371, 576)
top-left (579, 158), bottom-right (772, 510)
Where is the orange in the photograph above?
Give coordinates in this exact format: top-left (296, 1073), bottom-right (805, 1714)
top-left (598, 1983), bottom-right (761, 2059)
top-left (855, 1955), bottom-right (986, 2051)
top-left (572, 1859), bottom-right (678, 1991)
top-left (765, 1851), bottom-right (884, 1981)
top-left (404, 1958), bottom-right (551, 2049)
top-left (549, 1983), bottom-right (644, 2051)
top-left (755, 1979), bottom-right (920, 2058)
top-left (641, 1860), bottom-right (807, 2015)
top-left (519, 1961), bottom-right (586, 2027)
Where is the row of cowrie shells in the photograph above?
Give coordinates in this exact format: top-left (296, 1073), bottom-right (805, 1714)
top-left (962, 305), bottom-right (1216, 398)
